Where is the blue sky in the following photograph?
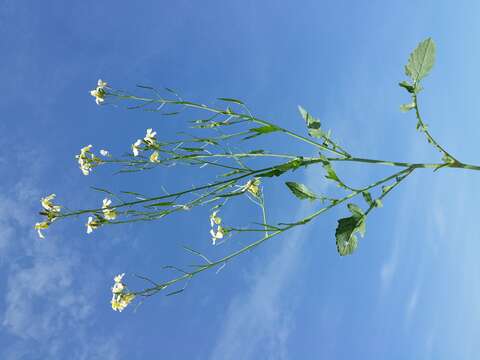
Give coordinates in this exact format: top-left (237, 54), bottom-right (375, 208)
top-left (1, 1), bottom-right (480, 359)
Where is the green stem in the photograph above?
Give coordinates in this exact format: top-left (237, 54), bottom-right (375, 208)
top-left (135, 166), bottom-right (412, 297)
top-left (413, 93), bottom-right (459, 163)
top-left (111, 93), bottom-right (348, 157)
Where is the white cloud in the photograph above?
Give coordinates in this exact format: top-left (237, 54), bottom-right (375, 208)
top-left (0, 152), bottom-right (123, 359)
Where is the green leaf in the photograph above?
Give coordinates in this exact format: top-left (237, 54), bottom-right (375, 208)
top-left (335, 203), bottom-right (367, 256)
top-left (259, 158), bottom-right (306, 177)
top-left (298, 105), bottom-right (324, 138)
top-left (335, 216), bottom-right (360, 256)
top-left (244, 125), bottom-right (280, 140)
top-left (382, 184), bottom-right (394, 194)
top-left (179, 147), bottom-right (206, 152)
top-left (144, 202), bottom-right (174, 208)
top-left (120, 190), bottom-right (147, 198)
top-left (318, 154), bottom-right (346, 188)
top-left (166, 289), bottom-right (185, 296)
top-left (220, 169), bottom-right (244, 177)
top-left (362, 191), bottom-right (373, 206)
top-left (285, 182), bottom-right (317, 201)
top-left (400, 102), bottom-right (416, 112)
top-left (398, 81), bottom-right (415, 93)
top-left (90, 187), bottom-right (115, 195)
top-left (347, 203), bottom-right (364, 217)
top-left (217, 97), bottom-right (245, 105)
top-left (405, 38), bottom-right (436, 83)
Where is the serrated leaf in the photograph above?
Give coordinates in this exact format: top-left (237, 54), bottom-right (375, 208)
top-left (405, 38), bottom-right (436, 82)
top-left (285, 182), bottom-right (317, 201)
top-left (335, 216), bottom-right (360, 256)
top-left (400, 102), bottom-right (416, 112)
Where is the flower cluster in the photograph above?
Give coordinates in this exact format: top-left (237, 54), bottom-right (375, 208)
top-left (132, 128), bottom-right (160, 163)
top-left (90, 79), bottom-right (108, 105)
top-left (34, 194), bottom-right (61, 239)
top-left (210, 210), bottom-right (226, 245)
top-left (86, 197), bottom-right (117, 234)
top-left (76, 145), bottom-right (104, 176)
top-left (243, 178), bottom-right (261, 197)
top-left (111, 273), bottom-right (136, 312)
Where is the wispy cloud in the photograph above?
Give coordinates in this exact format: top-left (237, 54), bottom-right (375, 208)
top-left (0, 150), bottom-right (122, 359)
top-left (404, 282), bottom-right (420, 326)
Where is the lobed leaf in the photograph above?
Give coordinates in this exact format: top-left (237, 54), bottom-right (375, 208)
top-left (335, 216), bottom-right (360, 256)
top-left (335, 203), bottom-right (367, 256)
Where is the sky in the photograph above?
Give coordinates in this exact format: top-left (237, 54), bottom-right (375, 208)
top-left (1, 0), bottom-right (480, 359)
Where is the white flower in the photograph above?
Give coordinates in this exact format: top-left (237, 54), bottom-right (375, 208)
top-left (90, 89), bottom-right (105, 105)
top-left (114, 273), bottom-right (125, 283)
top-left (132, 139), bottom-right (142, 156)
top-left (103, 198), bottom-right (112, 208)
top-left (112, 282), bottom-right (124, 294)
top-left (97, 79), bottom-right (108, 88)
top-left (34, 221), bottom-right (50, 239)
top-left (244, 178), bottom-right (261, 197)
top-left (144, 128), bottom-right (157, 146)
top-left (100, 149), bottom-right (110, 157)
top-left (209, 210), bottom-right (227, 245)
top-left (110, 273), bottom-right (135, 312)
top-left (149, 151), bottom-right (160, 163)
top-left (41, 194), bottom-right (61, 214)
top-left (76, 145), bottom-right (95, 175)
top-left (102, 198), bottom-right (117, 221)
top-left (210, 225), bottom-right (225, 245)
top-left (80, 144), bottom-right (93, 155)
top-left (90, 79), bottom-right (108, 105)
top-left (111, 293), bottom-right (135, 312)
top-left (209, 211), bottom-right (221, 227)
top-left (86, 216), bottom-right (100, 234)
top-left (112, 273), bottom-right (125, 293)
top-left (80, 163), bottom-right (92, 175)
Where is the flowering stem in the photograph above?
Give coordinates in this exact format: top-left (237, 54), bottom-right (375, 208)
top-left (134, 166), bottom-right (414, 297)
top-left (110, 92), bottom-right (349, 157)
